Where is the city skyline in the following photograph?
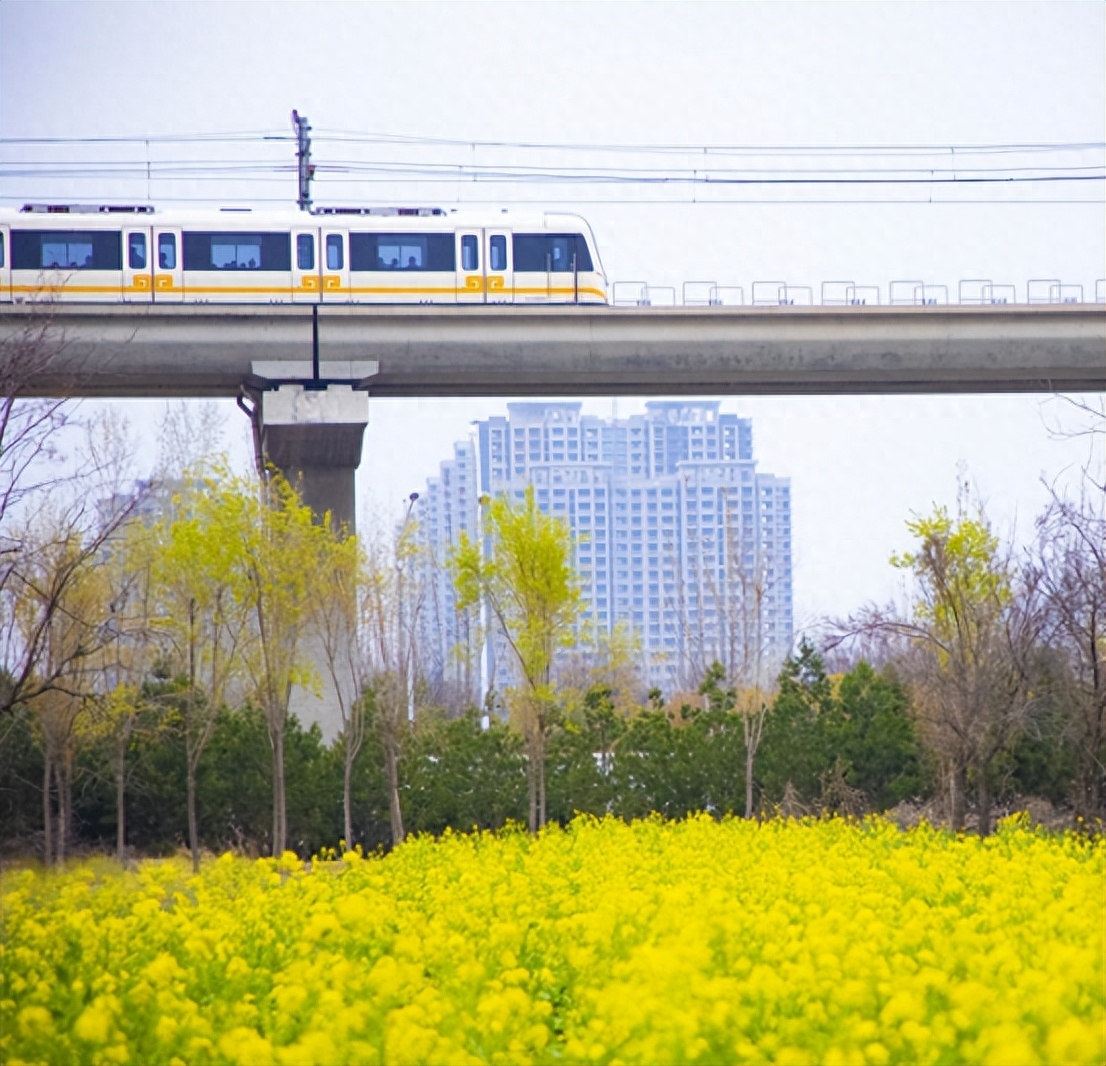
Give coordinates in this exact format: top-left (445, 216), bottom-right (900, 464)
top-left (415, 401), bottom-right (793, 699)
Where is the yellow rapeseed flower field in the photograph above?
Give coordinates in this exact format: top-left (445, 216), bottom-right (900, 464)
top-left (1, 816), bottom-right (1102, 1065)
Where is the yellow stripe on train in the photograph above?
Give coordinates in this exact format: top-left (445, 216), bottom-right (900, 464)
top-left (10, 282), bottom-right (608, 300)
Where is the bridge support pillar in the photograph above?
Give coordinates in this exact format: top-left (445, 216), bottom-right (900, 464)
top-left (243, 377), bottom-right (372, 744)
top-left (255, 383), bottom-right (369, 534)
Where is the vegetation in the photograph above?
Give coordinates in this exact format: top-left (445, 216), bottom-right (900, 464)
top-left (2, 817), bottom-right (1101, 1065)
top-left (452, 485), bottom-right (581, 833)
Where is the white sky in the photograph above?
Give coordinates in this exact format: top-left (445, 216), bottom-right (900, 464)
top-left (1, 1), bottom-right (1103, 632)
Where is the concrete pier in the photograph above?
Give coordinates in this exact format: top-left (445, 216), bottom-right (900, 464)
top-left (256, 382), bottom-right (370, 534)
top-left (246, 375), bottom-right (371, 743)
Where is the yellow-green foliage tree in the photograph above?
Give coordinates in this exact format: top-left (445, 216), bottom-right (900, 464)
top-left (889, 497), bottom-right (1041, 834)
top-left (452, 486), bottom-right (580, 832)
top-left (147, 469), bottom-right (255, 871)
top-left (236, 471), bottom-right (330, 857)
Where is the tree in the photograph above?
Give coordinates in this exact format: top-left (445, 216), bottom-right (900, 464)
top-left (0, 306), bottom-right (74, 539)
top-left (841, 492), bottom-right (1043, 833)
top-left (357, 513), bottom-right (427, 848)
top-left (87, 515), bottom-right (166, 865)
top-left (1029, 489), bottom-right (1106, 819)
top-left (685, 502), bottom-right (778, 819)
top-left (826, 662), bottom-right (923, 811)
top-left (402, 706), bottom-right (527, 836)
top-left (452, 486), bottom-right (581, 832)
top-left (556, 622), bottom-right (643, 720)
top-left (546, 683), bottom-right (626, 822)
top-left (1, 428), bottom-right (143, 721)
top-left (146, 470), bottom-right (254, 870)
top-left (14, 529), bottom-right (111, 864)
top-left (235, 470), bottom-right (327, 857)
top-left (757, 640), bottom-right (834, 808)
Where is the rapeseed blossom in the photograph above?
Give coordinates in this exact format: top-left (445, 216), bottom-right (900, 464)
top-left (0, 815), bottom-right (1101, 1064)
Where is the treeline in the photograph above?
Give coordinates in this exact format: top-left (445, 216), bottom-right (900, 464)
top-left (1, 651), bottom-right (920, 855)
top-left (0, 640), bottom-right (1092, 859)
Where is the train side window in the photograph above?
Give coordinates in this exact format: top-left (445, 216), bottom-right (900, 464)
top-left (10, 230), bottom-right (121, 270)
top-left (326, 234), bottom-right (344, 270)
top-left (42, 240), bottom-right (92, 268)
top-left (158, 234), bottom-right (176, 270)
top-left (0, 234), bottom-right (5, 268)
top-left (490, 235), bottom-right (507, 272)
top-left (297, 234), bottom-right (315, 271)
top-left (128, 233), bottom-right (147, 269)
top-left (349, 233), bottom-right (454, 272)
top-left (211, 238), bottom-right (261, 270)
top-left (182, 232), bottom-right (290, 271)
top-left (461, 235), bottom-right (478, 271)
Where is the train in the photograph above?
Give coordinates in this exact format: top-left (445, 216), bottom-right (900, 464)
top-left (0, 204), bottom-right (607, 305)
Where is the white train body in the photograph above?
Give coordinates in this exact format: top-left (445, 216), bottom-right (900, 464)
top-left (0, 205), bottom-right (607, 305)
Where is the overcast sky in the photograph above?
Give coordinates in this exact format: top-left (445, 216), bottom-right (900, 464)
top-left (1, 1), bottom-right (1103, 631)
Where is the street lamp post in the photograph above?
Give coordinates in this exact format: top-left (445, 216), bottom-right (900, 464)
top-left (397, 492), bottom-right (419, 724)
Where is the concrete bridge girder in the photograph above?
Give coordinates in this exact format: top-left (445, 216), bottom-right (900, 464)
top-left (5, 303), bottom-right (1104, 398)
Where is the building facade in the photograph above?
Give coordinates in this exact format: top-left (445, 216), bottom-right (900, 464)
top-left (414, 401), bottom-right (792, 698)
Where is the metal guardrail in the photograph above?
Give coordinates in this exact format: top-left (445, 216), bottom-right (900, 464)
top-left (611, 277), bottom-right (1106, 307)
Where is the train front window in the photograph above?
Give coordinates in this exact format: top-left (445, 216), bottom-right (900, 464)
top-left (326, 235), bottom-right (344, 270)
top-left (297, 234), bottom-right (315, 270)
top-left (490, 236), bottom-right (507, 272)
top-left (512, 234), bottom-right (592, 273)
top-left (158, 234), bottom-right (176, 270)
top-left (128, 233), bottom-right (146, 269)
top-left (461, 235), bottom-right (478, 271)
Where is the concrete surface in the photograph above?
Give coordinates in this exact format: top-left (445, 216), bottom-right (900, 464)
top-left (4, 303), bottom-right (1103, 398)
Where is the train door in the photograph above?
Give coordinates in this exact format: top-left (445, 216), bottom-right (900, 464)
top-left (152, 226), bottom-right (183, 302)
top-left (122, 226), bottom-right (153, 303)
top-left (456, 230), bottom-right (484, 304)
top-left (321, 230), bottom-right (350, 303)
top-left (484, 229), bottom-right (512, 304)
top-left (292, 228), bottom-right (320, 303)
top-left (0, 222), bottom-right (9, 302)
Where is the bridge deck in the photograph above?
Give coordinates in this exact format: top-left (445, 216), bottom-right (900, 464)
top-left (3, 303), bottom-right (1103, 397)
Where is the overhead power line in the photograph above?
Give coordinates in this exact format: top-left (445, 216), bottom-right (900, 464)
top-left (3, 162), bottom-right (1102, 186)
top-left (2, 123), bottom-right (1101, 207)
top-left (311, 129), bottom-right (1106, 157)
top-left (0, 131), bottom-right (290, 145)
top-left (2, 131), bottom-right (1102, 157)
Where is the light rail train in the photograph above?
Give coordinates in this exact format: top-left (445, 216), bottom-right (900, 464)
top-left (0, 204), bottom-right (607, 305)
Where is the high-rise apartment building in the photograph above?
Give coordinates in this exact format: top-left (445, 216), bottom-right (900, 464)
top-left (414, 401), bottom-right (792, 698)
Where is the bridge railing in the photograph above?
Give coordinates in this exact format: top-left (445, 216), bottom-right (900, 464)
top-left (609, 276), bottom-right (1106, 307)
